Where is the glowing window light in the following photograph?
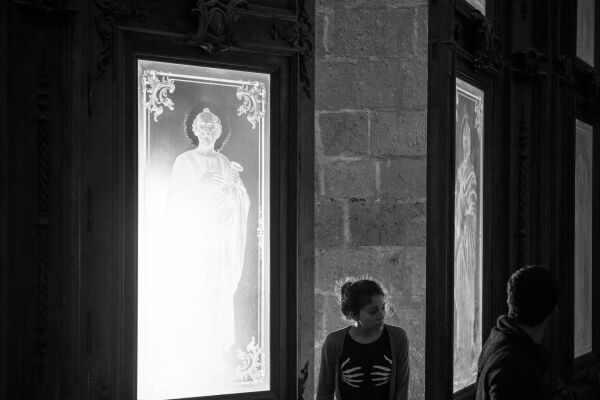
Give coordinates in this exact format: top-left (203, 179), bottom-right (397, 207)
top-left (453, 78), bottom-right (484, 393)
top-left (137, 60), bottom-right (270, 400)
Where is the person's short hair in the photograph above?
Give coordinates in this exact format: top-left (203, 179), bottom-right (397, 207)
top-left (339, 278), bottom-right (385, 319)
top-left (507, 265), bottom-right (559, 326)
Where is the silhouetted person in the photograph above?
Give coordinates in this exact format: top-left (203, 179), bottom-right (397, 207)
top-left (474, 265), bottom-right (559, 400)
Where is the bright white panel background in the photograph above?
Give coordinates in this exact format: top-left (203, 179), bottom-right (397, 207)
top-left (137, 60), bottom-right (271, 400)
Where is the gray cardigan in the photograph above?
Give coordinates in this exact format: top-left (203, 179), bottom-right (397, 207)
top-left (316, 324), bottom-right (409, 400)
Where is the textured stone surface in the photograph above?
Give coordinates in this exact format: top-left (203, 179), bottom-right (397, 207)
top-left (315, 198), bottom-right (344, 246)
top-left (324, 159), bottom-right (376, 198)
top-left (348, 200), bottom-right (426, 246)
top-left (380, 158), bottom-right (427, 199)
top-left (400, 60), bottom-right (428, 108)
top-left (416, 6), bottom-right (428, 56)
top-left (315, 13), bottom-right (327, 58)
top-left (319, 112), bottom-right (368, 155)
top-left (316, 60), bottom-right (403, 110)
top-left (371, 110), bottom-right (427, 156)
top-left (315, 246), bottom-right (419, 295)
top-left (328, 9), bottom-right (415, 57)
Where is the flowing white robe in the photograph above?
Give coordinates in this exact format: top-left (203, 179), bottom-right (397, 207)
top-left (163, 148), bottom-right (250, 391)
top-left (453, 158), bottom-right (479, 387)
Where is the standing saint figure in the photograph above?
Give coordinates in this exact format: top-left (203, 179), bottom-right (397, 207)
top-left (165, 107), bottom-right (250, 390)
top-left (453, 112), bottom-right (479, 387)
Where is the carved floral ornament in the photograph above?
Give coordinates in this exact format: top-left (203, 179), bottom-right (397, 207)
top-left (186, 0), bottom-right (248, 54)
top-left (141, 70), bottom-right (175, 122)
top-left (141, 69), bottom-right (266, 129)
top-left (470, 10), bottom-right (502, 72)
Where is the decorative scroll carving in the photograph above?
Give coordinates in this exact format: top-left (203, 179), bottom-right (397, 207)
top-left (141, 70), bottom-right (176, 122)
top-left (94, 0), bottom-right (147, 77)
top-left (517, 106), bottom-right (530, 266)
top-left (269, 0), bottom-right (313, 98)
top-left (298, 360), bottom-right (310, 400)
top-left (471, 10), bottom-right (502, 72)
top-left (35, 52), bottom-right (50, 387)
top-left (236, 81), bottom-right (266, 129)
top-left (186, 0), bottom-right (248, 54)
top-left (555, 55), bottom-right (575, 84)
top-left (235, 336), bottom-right (265, 383)
top-left (511, 48), bottom-right (546, 78)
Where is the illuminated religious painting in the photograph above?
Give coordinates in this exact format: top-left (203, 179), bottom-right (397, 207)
top-left (137, 60), bottom-right (270, 400)
top-left (577, 0), bottom-right (595, 66)
top-left (453, 78), bottom-right (483, 392)
top-left (574, 120), bottom-right (593, 358)
top-left (465, 0), bottom-right (485, 15)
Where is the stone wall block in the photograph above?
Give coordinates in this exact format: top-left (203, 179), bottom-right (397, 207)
top-left (315, 13), bottom-right (328, 58)
top-left (314, 292), bottom-right (327, 346)
top-left (400, 61), bottom-right (427, 108)
top-left (315, 246), bottom-right (414, 293)
top-left (371, 110), bottom-right (427, 156)
top-left (380, 158), bottom-right (427, 199)
top-left (329, 9), bottom-right (415, 57)
top-left (319, 112), bottom-right (368, 155)
top-left (315, 198), bottom-right (344, 246)
top-left (316, 61), bottom-right (402, 110)
top-left (324, 159), bottom-right (376, 198)
top-left (416, 6), bottom-right (428, 56)
top-left (349, 200), bottom-right (426, 246)
top-left (324, 293), bottom-right (346, 333)
top-left (407, 247), bottom-right (426, 297)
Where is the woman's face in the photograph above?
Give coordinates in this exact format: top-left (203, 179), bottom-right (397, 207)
top-left (354, 295), bottom-right (386, 331)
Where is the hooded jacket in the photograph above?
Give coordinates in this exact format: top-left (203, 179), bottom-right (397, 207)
top-left (474, 315), bottom-right (551, 400)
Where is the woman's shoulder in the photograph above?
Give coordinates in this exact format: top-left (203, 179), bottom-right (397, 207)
top-left (384, 324), bottom-right (409, 342)
top-left (323, 326), bottom-right (351, 346)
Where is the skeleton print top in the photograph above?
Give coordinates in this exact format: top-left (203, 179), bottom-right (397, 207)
top-left (338, 327), bottom-right (391, 400)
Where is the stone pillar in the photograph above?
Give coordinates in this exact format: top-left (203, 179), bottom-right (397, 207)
top-left (314, 1), bottom-right (428, 398)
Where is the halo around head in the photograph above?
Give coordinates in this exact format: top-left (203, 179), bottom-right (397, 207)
top-left (183, 104), bottom-right (231, 151)
top-left (191, 108), bottom-right (222, 139)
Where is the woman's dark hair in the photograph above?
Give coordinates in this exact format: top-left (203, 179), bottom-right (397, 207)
top-left (507, 265), bottom-right (560, 326)
top-left (340, 279), bottom-right (385, 319)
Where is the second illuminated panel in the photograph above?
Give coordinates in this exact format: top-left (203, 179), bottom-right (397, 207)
top-left (454, 78), bottom-right (484, 392)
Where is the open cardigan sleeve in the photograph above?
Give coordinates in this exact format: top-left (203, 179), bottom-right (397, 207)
top-left (394, 329), bottom-right (410, 400)
top-left (316, 333), bottom-right (338, 400)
